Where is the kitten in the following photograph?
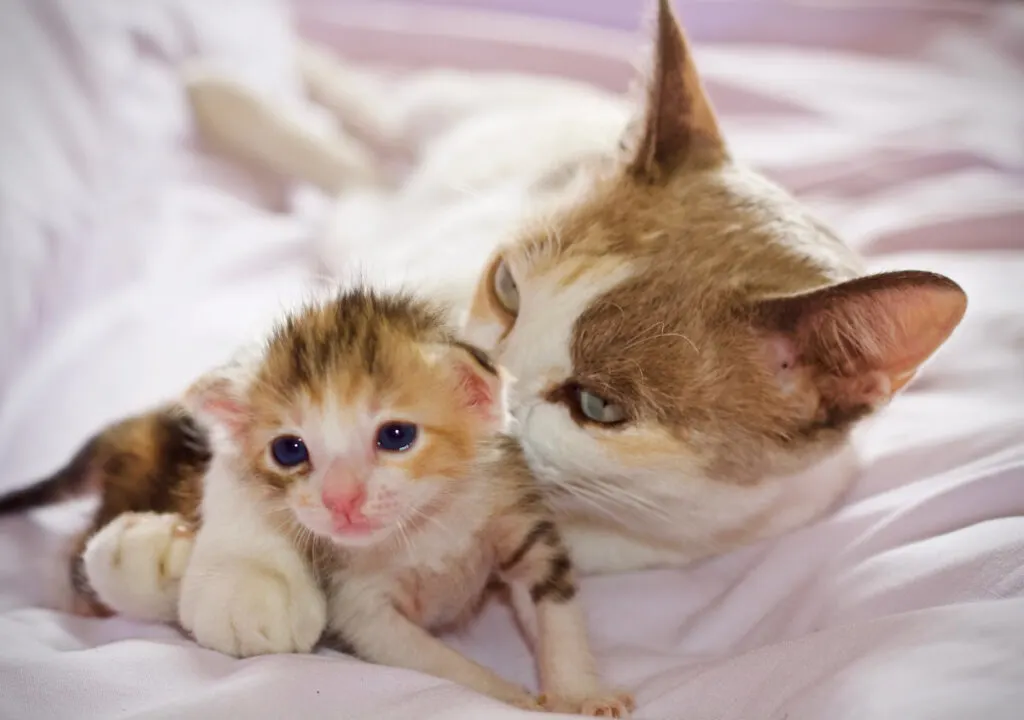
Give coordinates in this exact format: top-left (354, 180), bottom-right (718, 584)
top-left (1, 289), bottom-right (632, 716)
top-left (0, 0), bottom-right (968, 593)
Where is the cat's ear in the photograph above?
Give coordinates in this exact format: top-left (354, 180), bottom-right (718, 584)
top-left (446, 341), bottom-right (511, 431)
top-left (627, 0), bottom-right (726, 180)
top-left (182, 360), bottom-right (254, 438)
top-left (752, 270), bottom-right (967, 413)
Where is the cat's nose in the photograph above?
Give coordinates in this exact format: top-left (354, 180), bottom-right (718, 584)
top-left (322, 484), bottom-right (368, 524)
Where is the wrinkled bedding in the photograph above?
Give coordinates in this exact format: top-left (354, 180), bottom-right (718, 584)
top-left (1, 1), bottom-right (1022, 719)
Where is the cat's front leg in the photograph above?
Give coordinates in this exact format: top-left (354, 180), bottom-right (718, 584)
top-left (496, 519), bottom-right (634, 718)
top-left (562, 518), bottom-right (693, 575)
top-left (177, 463), bottom-right (326, 658)
top-left (328, 578), bottom-right (541, 710)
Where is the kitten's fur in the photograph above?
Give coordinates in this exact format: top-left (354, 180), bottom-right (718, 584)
top-left (0, 0), bottom-right (967, 605)
top-left (33, 289), bottom-right (632, 715)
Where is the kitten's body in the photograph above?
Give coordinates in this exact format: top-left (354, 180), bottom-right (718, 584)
top-left (23, 289), bottom-right (629, 715)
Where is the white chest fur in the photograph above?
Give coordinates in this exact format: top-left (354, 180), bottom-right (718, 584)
top-left (327, 510), bottom-right (498, 632)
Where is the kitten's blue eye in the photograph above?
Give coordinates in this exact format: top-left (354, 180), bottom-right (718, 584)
top-left (376, 422), bottom-right (417, 452)
top-left (270, 435), bottom-right (309, 468)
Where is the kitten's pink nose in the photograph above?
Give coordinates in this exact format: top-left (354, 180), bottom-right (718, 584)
top-left (322, 485), bottom-right (368, 525)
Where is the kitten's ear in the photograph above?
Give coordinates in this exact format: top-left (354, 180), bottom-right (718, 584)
top-left (627, 0), bottom-right (726, 180)
top-left (752, 271), bottom-right (967, 414)
top-left (182, 361), bottom-right (253, 437)
top-left (446, 341), bottom-right (510, 431)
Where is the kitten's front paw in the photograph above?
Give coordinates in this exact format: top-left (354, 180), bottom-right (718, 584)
top-left (178, 559), bottom-right (326, 658)
top-left (542, 691), bottom-right (635, 718)
top-left (83, 512), bottom-right (194, 622)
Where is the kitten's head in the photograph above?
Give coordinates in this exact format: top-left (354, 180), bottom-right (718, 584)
top-left (185, 290), bottom-right (507, 548)
top-left (463, 0), bottom-right (967, 537)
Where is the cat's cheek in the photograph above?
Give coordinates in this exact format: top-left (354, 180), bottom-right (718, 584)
top-left (517, 405), bottom-right (597, 482)
top-left (285, 488), bottom-right (334, 537)
top-left (364, 470), bottom-right (424, 522)
top-left (462, 315), bottom-right (508, 353)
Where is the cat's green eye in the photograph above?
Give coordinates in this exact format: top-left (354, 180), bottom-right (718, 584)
top-left (492, 259), bottom-right (520, 314)
top-left (576, 388), bottom-right (627, 425)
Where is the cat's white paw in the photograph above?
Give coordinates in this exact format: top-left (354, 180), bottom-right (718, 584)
top-left (83, 512), bottom-right (195, 622)
top-left (178, 556), bottom-right (326, 658)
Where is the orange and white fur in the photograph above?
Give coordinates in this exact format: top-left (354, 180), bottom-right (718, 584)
top-left (68, 0), bottom-right (965, 654)
top-left (85, 289), bottom-right (630, 715)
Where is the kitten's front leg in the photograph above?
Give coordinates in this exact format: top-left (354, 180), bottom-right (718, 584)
top-left (82, 511), bottom-right (195, 622)
top-left (329, 579), bottom-right (541, 710)
top-left (497, 519), bottom-right (635, 718)
top-left (178, 462), bottom-right (326, 657)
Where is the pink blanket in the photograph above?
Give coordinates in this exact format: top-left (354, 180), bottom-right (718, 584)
top-left (1, 1), bottom-right (1021, 718)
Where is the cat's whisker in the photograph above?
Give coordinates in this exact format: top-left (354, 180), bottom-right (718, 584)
top-left (594, 484), bottom-right (672, 519)
top-left (622, 320), bottom-right (699, 355)
top-left (443, 180), bottom-right (487, 201)
top-left (563, 476), bottom-right (673, 521)
top-left (407, 505), bottom-right (454, 539)
top-left (394, 517), bottom-right (415, 558)
top-left (552, 482), bottom-right (624, 522)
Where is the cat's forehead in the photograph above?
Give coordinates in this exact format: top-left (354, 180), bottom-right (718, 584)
top-left (509, 165), bottom-right (862, 424)
top-left (254, 290), bottom-right (451, 403)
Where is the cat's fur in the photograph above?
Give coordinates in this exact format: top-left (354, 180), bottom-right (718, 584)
top-left (0, 0), bottom-right (967, 607)
top-left (40, 288), bottom-right (632, 715)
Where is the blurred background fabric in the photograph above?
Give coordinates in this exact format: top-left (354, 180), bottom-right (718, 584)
top-left (0, 1), bottom-right (1021, 719)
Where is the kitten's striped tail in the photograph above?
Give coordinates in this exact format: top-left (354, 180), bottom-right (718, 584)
top-left (0, 439), bottom-right (99, 515)
top-left (0, 405), bottom-right (211, 517)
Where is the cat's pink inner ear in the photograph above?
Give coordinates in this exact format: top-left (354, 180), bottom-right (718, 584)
top-left (455, 362), bottom-right (494, 411)
top-left (755, 270), bottom-right (967, 405)
top-left (184, 373), bottom-right (250, 436)
top-left (447, 343), bottom-right (505, 425)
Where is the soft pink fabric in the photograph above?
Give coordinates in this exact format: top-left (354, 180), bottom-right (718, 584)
top-left (1, 1), bottom-right (1022, 719)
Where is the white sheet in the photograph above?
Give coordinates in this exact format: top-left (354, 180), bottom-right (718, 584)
top-left (1, 1), bottom-right (1022, 719)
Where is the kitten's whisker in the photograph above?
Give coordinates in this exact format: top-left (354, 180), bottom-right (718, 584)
top-left (443, 181), bottom-right (486, 201)
top-left (407, 505), bottom-right (453, 539)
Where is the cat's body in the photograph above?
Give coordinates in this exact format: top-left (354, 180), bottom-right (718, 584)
top-left (20, 288), bottom-right (630, 715)
top-left (0, 0), bottom-right (967, 648)
top-left (233, 0), bottom-right (964, 575)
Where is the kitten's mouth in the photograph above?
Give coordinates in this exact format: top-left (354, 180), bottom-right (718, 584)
top-left (331, 518), bottom-right (381, 536)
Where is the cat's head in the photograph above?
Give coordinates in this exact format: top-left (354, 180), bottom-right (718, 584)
top-left (463, 0), bottom-right (967, 538)
top-left (184, 290), bottom-right (507, 549)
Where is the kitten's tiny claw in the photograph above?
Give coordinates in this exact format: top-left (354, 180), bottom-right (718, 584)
top-left (580, 691), bottom-right (635, 718)
top-left (542, 691), bottom-right (635, 718)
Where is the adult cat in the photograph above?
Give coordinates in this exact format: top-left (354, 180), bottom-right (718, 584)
top-left (0, 0), bottom-right (966, 637)
top-left (186, 0), bottom-right (966, 576)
